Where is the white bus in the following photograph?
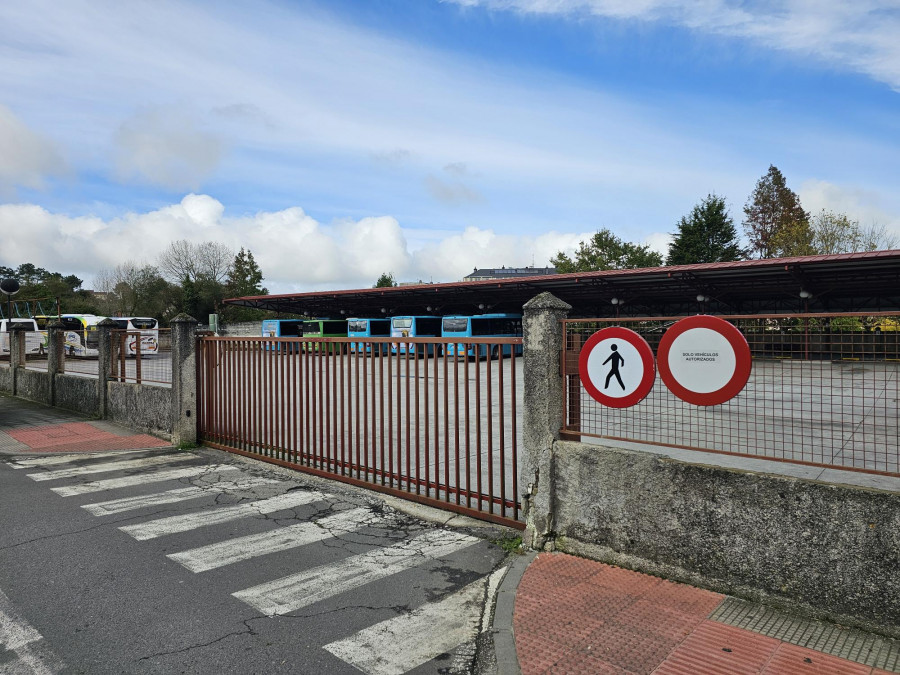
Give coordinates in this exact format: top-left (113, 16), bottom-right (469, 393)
top-left (0, 318), bottom-right (43, 356)
top-left (110, 317), bottom-right (160, 356)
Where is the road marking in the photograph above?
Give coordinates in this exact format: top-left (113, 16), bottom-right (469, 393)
top-left (233, 529), bottom-right (478, 616)
top-left (26, 454), bottom-right (195, 481)
top-left (324, 578), bottom-right (486, 675)
top-left (0, 587), bottom-right (64, 674)
top-left (9, 449), bottom-right (150, 468)
top-left (50, 464), bottom-right (240, 496)
top-left (119, 489), bottom-right (327, 540)
top-left (81, 477), bottom-right (281, 515)
top-left (167, 506), bottom-right (379, 572)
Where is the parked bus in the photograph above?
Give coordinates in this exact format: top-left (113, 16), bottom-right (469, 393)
top-left (110, 317), bottom-right (160, 356)
top-left (0, 318), bottom-right (43, 357)
top-left (391, 315), bottom-right (442, 357)
top-left (442, 313), bottom-right (524, 358)
top-left (261, 319), bottom-right (305, 353)
top-left (58, 314), bottom-right (106, 357)
top-left (301, 319), bottom-right (348, 354)
top-left (347, 318), bottom-right (391, 355)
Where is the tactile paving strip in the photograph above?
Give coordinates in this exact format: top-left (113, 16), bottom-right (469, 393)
top-left (711, 596), bottom-right (900, 672)
top-left (6, 422), bottom-right (169, 453)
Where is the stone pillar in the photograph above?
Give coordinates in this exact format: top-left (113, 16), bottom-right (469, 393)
top-left (9, 323), bottom-right (26, 395)
top-left (170, 314), bottom-right (198, 446)
top-left (96, 318), bottom-right (117, 418)
top-left (521, 292), bottom-right (571, 550)
top-left (47, 321), bottom-right (65, 404)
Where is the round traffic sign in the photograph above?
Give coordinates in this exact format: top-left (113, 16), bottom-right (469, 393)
top-left (657, 315), bottom-right (751, 406)
top-left (579, 327), bottom-right (655, 408)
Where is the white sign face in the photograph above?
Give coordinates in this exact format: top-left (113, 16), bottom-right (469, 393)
top-left (666, 327), bottom-right (736, 394)
top-left (583, 337), bottom-right (646, 399)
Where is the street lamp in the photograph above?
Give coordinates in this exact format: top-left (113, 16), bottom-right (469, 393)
top-left (0, 278), bottom-right (20, 322)
top-left (610, 297), bottom-right (620, 319)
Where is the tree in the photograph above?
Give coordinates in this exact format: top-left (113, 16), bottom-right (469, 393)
top-left (550, 228), bottom-right (663, 273)
top-left (742, 165), bottom-right (810, 258)
top-left (94, 262), bottom-right (179, 321)
top-left (222, 248), bottom-right (268, 323)
top-left (158, 240), bottom-right (233, 284)
top-left (666, 194), bottom-right (746, 265)
top-left (373, 272), bottom-right (397, 288)
top-left (806, 210), bottom-right (898, 254)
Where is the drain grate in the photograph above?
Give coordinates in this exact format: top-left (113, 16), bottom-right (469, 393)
top-left (710, 597), bottom-right (900, 672)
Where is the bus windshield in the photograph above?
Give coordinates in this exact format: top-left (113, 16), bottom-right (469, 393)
top-left (442, 318), bottom-right (469, 333)
top-left (392, 318), bottom-right (412, 329)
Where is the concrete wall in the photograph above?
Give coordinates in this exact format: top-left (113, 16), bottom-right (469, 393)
top-left (217, 321), bottom-right (262, 337)
top-left (107, 381), bottom-right (173, 436)
top-left (549, 441), bottom-right (900, 637)
top-left (0, 365), bottom-right (12, 394)
top-left (53, 374), bottom-right (100, 417)
top-left (521, 292), bottom-right (900, 639)
top-left (12, 369), bottom-right (52, 406)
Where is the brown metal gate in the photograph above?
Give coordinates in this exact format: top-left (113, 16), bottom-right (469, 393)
top-left (198, 336), bottom-right (523, 528)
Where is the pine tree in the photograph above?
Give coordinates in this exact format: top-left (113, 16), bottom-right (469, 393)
top-left (222, 248), bottom-right (268, 323)
top-left (742, 165), bottom-right (809, 258)
top-left (667, 195), bottom-right (746, 265)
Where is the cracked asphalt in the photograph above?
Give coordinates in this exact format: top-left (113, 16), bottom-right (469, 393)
top-left (0, 447), bottom-right (514, 674)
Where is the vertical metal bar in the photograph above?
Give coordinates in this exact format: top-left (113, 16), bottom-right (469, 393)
top-left (443, 346), bottom-right (450, 504)
top-left (463, 344), bottom-right (470, 507)
top-left (486, 341), bottom-right (494, 514)
top-left (498, 341), bottom-right (506, 515)
top-left (134, 334), bottom-right (142, 385)
top-left (423, 340), bottom-right (430, 499)
top-left (433, 345), bottom-right (440, 500)
top-left (380, 343), bottom-right (386, 485)
top-left (475, 345), bottom-right (482, 513)
top-left (414, 342), bottom-right (421, 495)
top-left (405, 343), bottom-right (411, 492)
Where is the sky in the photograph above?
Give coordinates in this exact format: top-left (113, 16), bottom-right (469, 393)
top-left (1, 0), bottom-right (898, 294)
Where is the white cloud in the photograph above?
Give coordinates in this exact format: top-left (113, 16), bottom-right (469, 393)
top-left (114, 106), bottom-right (224, 189)
top-left (800, 179), bottom-right (900, 234)
top-left (0, 104), bottom-right (65, 197)
top-left (444, 0), bottom-right (900, 91)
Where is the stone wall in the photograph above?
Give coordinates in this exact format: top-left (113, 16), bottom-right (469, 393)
top-left (106, 382), bottom-right (173, 436)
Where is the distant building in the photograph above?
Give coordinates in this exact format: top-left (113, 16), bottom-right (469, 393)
top-left (463, 266), bottom-right (557, 282)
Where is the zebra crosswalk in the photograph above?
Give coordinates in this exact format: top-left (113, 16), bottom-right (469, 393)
top-left (8, 449), bottom-right (505, 674)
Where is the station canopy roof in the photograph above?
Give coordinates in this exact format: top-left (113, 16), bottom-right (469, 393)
top-left (225, 250), bottom-right (900, 319)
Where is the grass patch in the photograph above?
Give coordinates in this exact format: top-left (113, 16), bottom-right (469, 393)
top-left (495, 534), bottom-right (523, 555)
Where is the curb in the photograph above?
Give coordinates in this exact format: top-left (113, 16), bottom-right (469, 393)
top-left (492, 550), bottom-right (536, 675)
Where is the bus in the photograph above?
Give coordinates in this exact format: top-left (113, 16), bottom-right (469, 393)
top-left (442, 313), bottom-right (524, 358)
top-left (261, 319), bottom-right (305, 353)
top-left (110, 317), bottom-right (160, 356)
top-left (390, 315), bottom-right (442, 357)
top-left (301, 319), bottom-right (348, 354)
top-left (53, 314), bottom-right (106, 357)
top-left (0, 318), bottom-right (43, 357)
top-left (347, 318), bottom-right (391, 355)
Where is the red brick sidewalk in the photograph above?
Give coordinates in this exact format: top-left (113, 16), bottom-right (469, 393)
top-left (5, 422), bottom-right (169, 454)
top-left (514, 553), bottom-right (894, 674)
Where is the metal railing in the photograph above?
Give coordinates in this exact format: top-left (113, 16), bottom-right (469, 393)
top-left (198, 336), bottom-right (523, 527)
top-left (562, 313), bottom-right (900, 476)
top-left (110, 329), bottom-right (172, 386)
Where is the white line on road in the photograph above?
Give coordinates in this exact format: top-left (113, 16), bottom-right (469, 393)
top-left (81, 477), bottom-right (282, 515)
top-left (0, 587), bottom-right (64, 674)
top-left (119, 489), bottom-right (328, 540)
top-left (50, 464), bottom-right (240, 496)
top-left (323, 578), bottom-right (486, 675)
top-left (26, 454), bottom-right (195, 481)
top-left (167, 506), bottom-right (378, 572)
top-left (9, 449), bottom-right (150, 469)
top-left (233, 529), bottom-right (478, 616)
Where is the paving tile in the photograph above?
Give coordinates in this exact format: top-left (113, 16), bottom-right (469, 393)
top-left (5, 422), bottom-right (168, 452)
top-left (762, 642), bottom-right (871, 674)
top-left (653, 620), bottom-right (780, 675)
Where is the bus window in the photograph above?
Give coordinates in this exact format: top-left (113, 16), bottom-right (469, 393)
top-left (348, 318), bottom-right (391, 355)
top-left (391, 316), bottom-right (441, 357)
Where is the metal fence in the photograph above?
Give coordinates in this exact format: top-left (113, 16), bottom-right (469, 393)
top-left (198, 336), bottom-right (523, 527)
top-left (109, 329), bottom-right (172, 386)
top-left (562, 313), bottom-right (900, 476)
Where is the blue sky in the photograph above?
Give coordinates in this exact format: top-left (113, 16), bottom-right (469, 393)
top-left (1, 0), bottom-right (898, 293)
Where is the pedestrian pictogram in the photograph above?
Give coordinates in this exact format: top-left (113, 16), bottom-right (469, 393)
top-left (657, 315), bottom-right (751, 406)
top-left (579, 327), bottom-right (655, 408)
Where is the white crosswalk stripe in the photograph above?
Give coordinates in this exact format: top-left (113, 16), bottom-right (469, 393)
top-left (81, 477), bottom-right (281, 515)
top-left (232, 529), bottom-right (479, 616)
top-left (9, 449), bottom-right (150, 469)
top-left (324, 578), bottom-right (486, 675)
top-left (167, 506), bottom-right (385, 572)
top-left (119, 489), bottom-right (327, 540)
top-left (0, 586), bottom-right (65, 674)
top-left (50, 464), bottom-right (240, 496)
top-left (27, 454), bottom-right (194, 481)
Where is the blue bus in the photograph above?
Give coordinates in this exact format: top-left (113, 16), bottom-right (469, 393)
top-left (348, 318), bottom-right (392, 355)
top-left (261, 319), bottom-right (305, 352)
top-left (442, 313), bottom-right (523, 358)
top-left (391, 315), bottom-right (442, 357)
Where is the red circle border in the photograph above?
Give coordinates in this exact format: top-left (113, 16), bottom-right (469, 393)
top-left (657, 315), bottom-right (751, 406)
top-left (578, 327), bottom-right (656, 408)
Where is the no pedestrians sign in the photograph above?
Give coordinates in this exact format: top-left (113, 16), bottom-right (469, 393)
top-left (578, 326), bottom-right (656, 408)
